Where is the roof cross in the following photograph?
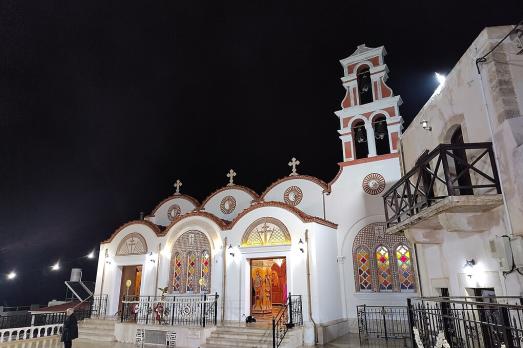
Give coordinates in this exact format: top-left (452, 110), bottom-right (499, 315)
top-left (226, 169), bottom-right (236, 186)
top-left (174, 179), bottom-right (182, 194)
top-left (288, 157), bottom-right (300, 176)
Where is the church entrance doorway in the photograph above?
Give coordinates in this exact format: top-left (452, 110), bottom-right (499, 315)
top-left (250, 257), bottom-right (287, 321)
top-left (118, 265), bottom-right (142, 311)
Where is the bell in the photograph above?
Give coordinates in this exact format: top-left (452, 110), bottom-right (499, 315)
top-left (356, 126), bottom-right (367, 143)
top-left (375, 120), bottom-right (386, 140)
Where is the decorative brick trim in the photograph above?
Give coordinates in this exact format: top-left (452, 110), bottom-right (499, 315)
top-left (259, 175), bottom-right (329, 199)
top-left (200, 185), bottom-right (259, 208)
top-left (228, 201), bottom-right (337, 230)
top-left (102, 220), bottom-right (163, 244)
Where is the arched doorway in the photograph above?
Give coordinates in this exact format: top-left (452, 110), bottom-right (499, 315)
top-left (450, 126), bottom-right (472, 195)
top-left (241, 217), bottom-right (291, 320)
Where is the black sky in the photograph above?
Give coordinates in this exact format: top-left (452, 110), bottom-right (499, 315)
top-left (1, 1), bottom-right (521, 306)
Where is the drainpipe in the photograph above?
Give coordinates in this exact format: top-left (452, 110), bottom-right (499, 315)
top-left (305, 229), bottom-right (318, 344)
top-left (222, 237), bottom-right (227, 323)
top-left (413, 244), bottom-right (424, 297)
top-left (322, 191), bottom-right (327, 220)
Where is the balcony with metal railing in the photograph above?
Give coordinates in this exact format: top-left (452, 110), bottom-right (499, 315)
top-left (383, 142), bottom-right (503, 235)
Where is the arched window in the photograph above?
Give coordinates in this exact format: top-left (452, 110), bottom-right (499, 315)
top-left (450, 126), bottom-right (473, 195)
top-left (172, 252), bottom-right (183, 292)
top-left (376, 246), bottom-right (393, 291)
top-left (169, 230), bottom-right (212, 294)
top-left (352, 223), bottom-right (416, 293)
top-left (396, 245), bottom-right (415, 291)
top-left (355, 247), bottom-right (372, 291)
top-left (357, 65), bottom-right (373, 105)
top-left (352, 120), bottom-right (368, 159)
top-left (186, 252), bottom-right (197, 292)
top-left (373, 115), bottom-right (390, 155)
top-left (200, 250), bottom-right (210, 292)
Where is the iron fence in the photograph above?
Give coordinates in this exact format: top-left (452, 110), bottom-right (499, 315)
top-left (408, 297), bottom-right (523, 348)
top-left (120, 293), bottom-right (219, 327)
top-left (272, 293), bottom-right (303, 348)
top-left (383, 142), bottom-right (501, 228)
top-left (0, 307), bottom-right (92, 331)
top-left (91, 295), bottom-right (108, 318)
top-left (357, 305), bottom-right (411, 342)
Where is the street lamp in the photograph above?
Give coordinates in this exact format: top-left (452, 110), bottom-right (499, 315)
top-left (6, 271), bottom-right (16, 280)
top-left (51, 262), bottom-right (60, 271)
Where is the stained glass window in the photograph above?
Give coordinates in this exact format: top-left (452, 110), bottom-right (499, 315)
top-left (376, 246), bottom-right (393, 291)
top-left (172, 252), bottom-right (182, 292)
top-left (200, 250), bottom-right (210, 292)
top-left (396, 245), bottom-right (415, 291)
top-left (186, 252), bottom-right (197, 292)
top-left (356, 247), bottom-right (372, 291)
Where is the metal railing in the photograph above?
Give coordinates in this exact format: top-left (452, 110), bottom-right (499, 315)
top-left (120, 293), bottom-right (219, 327)
top-left (357, 305), bottom-right (411, 342)
top-left (383, 142), bottom-right (501, 228)
top-left (272, 294), bottom-right (303, 348)
top-left (408, 296), bottom-right (523, 348)
top-left (91, 295), bottom-right (108, 318)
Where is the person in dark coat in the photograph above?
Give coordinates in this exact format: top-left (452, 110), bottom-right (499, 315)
top-left (61, 308), bottom-right (79, 348)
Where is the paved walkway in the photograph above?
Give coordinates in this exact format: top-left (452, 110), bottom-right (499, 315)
top-left (0, 334), bottom-right (410, 347)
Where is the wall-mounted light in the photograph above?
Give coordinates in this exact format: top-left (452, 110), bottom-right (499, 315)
top-left (228, 244), bottom-right (235, 257)
top-left (420, 120), bottom-right (432, 131)
top-left (149, 252), bottom-right (156, 263)
top-left (298, 238), bottom-right (304, 253)
top-left (464, 259), bottom-right (475, 269)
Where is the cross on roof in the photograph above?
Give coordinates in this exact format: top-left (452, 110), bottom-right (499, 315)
top-left (174, 179), bottom-right (182, 194)
top-left (226, 169), bottom-right (236, 186)
top-left (288, 157), bottom-right (300, 176)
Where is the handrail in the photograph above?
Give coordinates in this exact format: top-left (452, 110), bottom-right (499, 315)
top-left (383, 142), bottom-right (501, 227)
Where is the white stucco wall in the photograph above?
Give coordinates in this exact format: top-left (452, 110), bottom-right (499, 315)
top-left (147, 196), bottom-right (198, 226)
top-left (201, 187), bottom-right (257, 221)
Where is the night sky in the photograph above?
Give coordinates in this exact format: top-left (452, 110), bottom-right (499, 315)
top-left (1, 1), bottom-right (521, 306)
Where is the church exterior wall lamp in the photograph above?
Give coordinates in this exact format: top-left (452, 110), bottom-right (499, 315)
top-left (228, 244), bottom-right (235, 257)
top-left (420, 120), bottom-right (432, 131)
top-left (464, 258), bottom-right (476, 278)
top-left (298, 238), bottom-right (304, 253)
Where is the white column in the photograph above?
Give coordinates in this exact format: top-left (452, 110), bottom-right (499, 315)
top-left (365, 123), bottom-right (377, 157)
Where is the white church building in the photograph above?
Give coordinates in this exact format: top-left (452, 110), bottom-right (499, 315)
top-left (92, 25), bottom-right (523, 347)
top-left (94, 44), bottom-right (415, 346)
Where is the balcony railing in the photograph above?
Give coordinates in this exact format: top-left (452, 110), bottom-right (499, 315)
top-left (383, 142), bottom-right (501, 229)
top-left (408, 296), bottom-right (523, 348)
top-left (120, 293), bottom-right (219, 327)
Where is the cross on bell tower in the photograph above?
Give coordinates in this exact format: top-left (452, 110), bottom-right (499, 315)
top-left (226, 169), bottom-right (236, 186)
top-left (334, 44), bottom-right (403, 163)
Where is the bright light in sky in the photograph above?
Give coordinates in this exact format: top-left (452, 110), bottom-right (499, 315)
top-left (435, 72), bottom-right (446, 85)
top-left (434, 72), bottom-right (446, 94)
top-left (7, 271), bottom-right (16, 280)
top-left (51, 262), bottom-right (60, 271)
top-left (87, 251), bottom-right (95, 259)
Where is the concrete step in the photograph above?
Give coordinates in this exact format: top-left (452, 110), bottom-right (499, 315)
top-left (210, 332), bottom-right (272, 340)
top-left (78, 332), bottom-right (116, 342)
top-left (203, 339), bottom-right (272, 348)
top-left (78, 327), bottom-right (115, 336)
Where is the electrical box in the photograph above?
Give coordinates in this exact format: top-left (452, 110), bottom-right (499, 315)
top-left (489, 236), bottom-right (513, 272)
top-left (510, 236), bottom-right (523, 269)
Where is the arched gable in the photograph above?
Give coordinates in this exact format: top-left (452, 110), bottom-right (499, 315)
top-left (260, 175), bottom-right (328, 218)
top-left (103, 220), bottom-right (162, 244)
top-left (200, 185), bottom-right (259, 221)
top-left (147, 194), bottom-right (200, 226)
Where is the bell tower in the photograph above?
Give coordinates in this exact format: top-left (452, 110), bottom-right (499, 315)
top-left (334, 44), bottom-right (403, 163)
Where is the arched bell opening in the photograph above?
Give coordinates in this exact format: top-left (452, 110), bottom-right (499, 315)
top-left (373, 115), bottom-right (390, 155)
top-left (352, 120), bottom-right (368, 159)
top-left (357, 65), bottom-right (373, 105)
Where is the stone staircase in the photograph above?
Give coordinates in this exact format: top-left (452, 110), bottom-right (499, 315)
top-left (203, 326), bottom-right (274, 348)
top-left (77, 318), bottom-right (116, 342)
